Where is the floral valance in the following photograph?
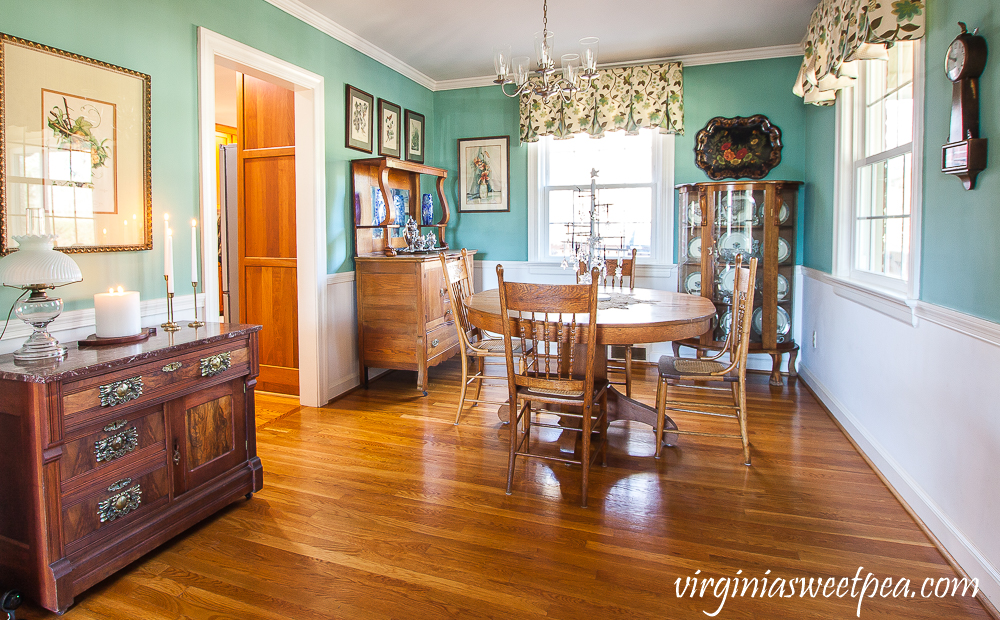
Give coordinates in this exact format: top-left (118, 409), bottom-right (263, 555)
top-left (519, 62), bottom-right (683, 142)
top-left (793, 0), bottom-right (925, 105)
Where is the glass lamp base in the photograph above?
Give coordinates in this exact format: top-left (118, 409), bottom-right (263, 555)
top-left (13, 329), bottom-right (68, 362)
top-left (12, 291), bottom-right (68, 362)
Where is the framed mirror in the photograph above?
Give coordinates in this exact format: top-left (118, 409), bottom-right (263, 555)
top-left (1, 33), bottom-right (152, 254)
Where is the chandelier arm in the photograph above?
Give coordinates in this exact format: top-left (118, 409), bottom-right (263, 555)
top-left (500, 81), bottom-right (526, 98)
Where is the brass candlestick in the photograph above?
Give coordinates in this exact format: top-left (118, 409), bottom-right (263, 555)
top-left (188, 281), bottom-right (205, 328)
top-left (161, 275), bottom-right (181, 332)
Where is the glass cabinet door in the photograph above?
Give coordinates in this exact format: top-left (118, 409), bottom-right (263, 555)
top-left (710, 186), bottom-right (764, 344)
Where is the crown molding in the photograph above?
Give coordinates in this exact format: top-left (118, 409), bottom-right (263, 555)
top-left (261, 0), bottom-right (436, 90)
top-left (433, 43), bottom-right (805, 91)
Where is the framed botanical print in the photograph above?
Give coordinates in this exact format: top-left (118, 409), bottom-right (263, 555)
top-left (404, 110), bottom-right (424, 163)
top-left (0, 33), bottom-right (152, 254)
top-left (377, 99), bottom-right (401, 159)
top-left (345, 85), bottom-right (374, 153)
top-left (457, 136), bottom-right (510, 213)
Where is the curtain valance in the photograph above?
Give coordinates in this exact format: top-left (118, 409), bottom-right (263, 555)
top-left (793, 0), bottom-right (925, 105)
top-left (519, 62), bottom-right (683, 142)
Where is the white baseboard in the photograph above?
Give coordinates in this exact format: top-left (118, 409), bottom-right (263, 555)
top-left (799, 364), bottom-right (1000, 606)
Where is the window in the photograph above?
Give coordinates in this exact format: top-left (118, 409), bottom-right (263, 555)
top-left (836, 40), bottom-right (922, 294)
top-left (530, 128), bottom-right (673, 264)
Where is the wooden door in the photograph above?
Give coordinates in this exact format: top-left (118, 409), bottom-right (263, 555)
top-left (238, 74), bottom-right (299, 395)
top-left (170, 379), bottom-right (248, 495)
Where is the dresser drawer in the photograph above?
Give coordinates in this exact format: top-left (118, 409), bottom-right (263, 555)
top-left (62, 462), bottom-right (170, 553)
top-left (426, 322), bottom-right (459, 361)
top-left (62, 343), bottom-right (250, 428)
top-left (59, 406), bottom-right (165, 489)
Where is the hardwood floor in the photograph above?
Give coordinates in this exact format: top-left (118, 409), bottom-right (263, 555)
top-left (17, 361), bottom-right (993, 619)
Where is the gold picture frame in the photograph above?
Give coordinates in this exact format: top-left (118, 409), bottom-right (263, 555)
top-left (0, 33), bottom-right (152, 254)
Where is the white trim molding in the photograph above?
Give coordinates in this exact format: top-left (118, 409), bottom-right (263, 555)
top-left (261, 0), bottom-right (435, 90)
top-left (197, 27), bottom-right (329, 407)
top-left (434, 43), bottom-right (804, 91)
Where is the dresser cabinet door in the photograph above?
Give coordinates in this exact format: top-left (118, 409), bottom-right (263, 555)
top-left (170, 379), bottom-right (248, 495)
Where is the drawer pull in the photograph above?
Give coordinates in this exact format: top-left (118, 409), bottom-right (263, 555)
top-left (200, 352), bottom-right (232, 377)
top-left (431, 339), bottom-right (440, 348)
top-left (99, 377), bottom-right (143, 407)
top-left (162, 362), bottom-right (182, 373)
top-left (98, 482), bottom-right (142, 523)
top-left (103, 419), bottom-right (128, 432)
top-left (94, 427), bottom-right (139, 463)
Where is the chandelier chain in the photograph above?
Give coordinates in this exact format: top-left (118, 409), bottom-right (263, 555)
top-left (543, 0), bottom-right (548, 36)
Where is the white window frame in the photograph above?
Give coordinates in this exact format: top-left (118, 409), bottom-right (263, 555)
top-left (833, 40), bottom-right (923, 299)
top-left (528, 131), bottom-right (674, 265)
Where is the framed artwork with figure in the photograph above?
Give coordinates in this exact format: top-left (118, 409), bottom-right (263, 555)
top-left (377, 98), bottom-right (401, 159)
top-left (345, 85), bottom-right (374, 153)
top-left (0, 33), bottom-right (152, 254)
top-left (404, 109), bottom-right (424, 163)
top-left (457, 136), bottom-right (509, 213)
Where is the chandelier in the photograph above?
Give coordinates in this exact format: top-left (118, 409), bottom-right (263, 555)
top-left (492, 0), bottom-right (599, 102)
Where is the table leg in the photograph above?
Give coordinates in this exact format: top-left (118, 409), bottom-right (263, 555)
top-left (606, 387), bottom-right (678, 446)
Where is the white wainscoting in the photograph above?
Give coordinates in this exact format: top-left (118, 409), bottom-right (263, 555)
top-left (0, 293), bottom-right (204, 356)
top-left (795, 267), bottom-right (1000, 606)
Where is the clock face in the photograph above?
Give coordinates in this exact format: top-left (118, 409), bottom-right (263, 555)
top-left (946, 39), bottom-right (966, 81)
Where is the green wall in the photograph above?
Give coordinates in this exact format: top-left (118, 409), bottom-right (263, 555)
top-left (799, 0), bottom-right (1000, 322)
top-left (432, 88), bottom-right (528, 261)
top-left (433, 56), bottom-right (808, 264)
top-left (0, 0), bottom-right (433, 314)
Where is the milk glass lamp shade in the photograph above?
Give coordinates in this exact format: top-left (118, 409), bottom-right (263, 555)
top-left (0, 234), bottom-right (83, 362)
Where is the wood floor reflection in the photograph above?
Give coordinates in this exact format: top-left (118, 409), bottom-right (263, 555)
top-left (18, 361), bottom-right (993, 619)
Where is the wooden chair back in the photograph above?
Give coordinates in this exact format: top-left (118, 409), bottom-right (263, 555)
top-left (497, 265), bottom-right (600, 399)
top-left (575, 248), bottom-right (637, 290)
top-left (440, 250), bottom-right (476, 349)
top-left (723, 255), bottom-right (758, 374)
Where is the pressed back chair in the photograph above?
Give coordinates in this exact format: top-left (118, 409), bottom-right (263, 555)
top-left (577, 249), bottom-right (639, 396)
top-left (654, 255), bottom-right (758, 465)
top-left (497, 265), bottom-right (609, 507)
top-left (440, 249), bottom-right (524, 425)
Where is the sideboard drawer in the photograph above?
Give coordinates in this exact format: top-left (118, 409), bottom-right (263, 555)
top-left (59, 406), bottom-right (165, 489)
top-left (62, 463), bottom-right (170, 553)
top-left (62, 344), bottom-right (250, 426)
top-left (426, 322), bottom-right (459, 362)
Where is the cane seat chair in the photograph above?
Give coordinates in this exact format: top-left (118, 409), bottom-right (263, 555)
top-left (440, 250), bottom-right (526, 425)
top-left (497, 265), bottom-right (609, 507)
top-left (654, 255), bottom-right (758, 465)
top-left (577, 249), bottom-right (639, 396)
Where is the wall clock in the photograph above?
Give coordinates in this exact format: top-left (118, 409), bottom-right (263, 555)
top-left (941, 22), bottom-right (988, 190)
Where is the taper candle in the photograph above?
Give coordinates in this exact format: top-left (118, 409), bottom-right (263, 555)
top-left (191, 219), bottom-right (199, 284)
top-left (165, 226), bottom-right (174, 294)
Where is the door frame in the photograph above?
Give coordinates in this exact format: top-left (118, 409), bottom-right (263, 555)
top-left (197, 27), bottom-right (327, 407)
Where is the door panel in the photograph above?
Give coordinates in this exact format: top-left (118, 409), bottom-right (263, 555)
top-left (172, 380), bottom-right (247, 495)
top-left (238, 74), bottom-right (298, 395)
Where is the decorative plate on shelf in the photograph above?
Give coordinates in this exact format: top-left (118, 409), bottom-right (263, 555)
top-left (718, 192), bottom-right (756, 225)
top-left (684, 271), bottom-right (702, 295)
top-left (687, 200), bottom-right (703, 226)
top-left (717, 266), bottom-right (737, 296)
top-left (776, 274), bottom-right (789, 301)
top-left (687, 237), bottom-right (702, 261)
top-left (717, 231), bottom-right (753, 257)
top-left (777, 237), bottom-right (792, 263)
top-left (752, 306), bottom-right (791, 339)
top-left (694, 115), bottom-right (783, 180)
top-left (777, 200), bottom-right (790, 224)
top-left (718, 310), bottom-right (732, 341)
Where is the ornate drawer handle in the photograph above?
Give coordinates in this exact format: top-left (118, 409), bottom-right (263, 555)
top-left (94, 427), bottom-right (139, 463)
top-left (200, 352), bottom-right (232, 377)
top-left (162, 362), bottom-right (182, 373)
top-left (98, 481), bottom-right (142, 523)
top-left (431, 339), bottom-right (440, 348)
top-left (99, 377), bottom-right (143, 407)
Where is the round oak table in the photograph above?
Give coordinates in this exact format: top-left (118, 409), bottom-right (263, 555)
top-left (464, 287), bottom-right (716, 441)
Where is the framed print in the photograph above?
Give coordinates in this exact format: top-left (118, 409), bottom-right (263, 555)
top-left (345, 85), bottom-right (374, 153)
top-left (1, 33), bottom-right (152, 254)
top-left (457, 136), bottom-right (509, 213)
top-left (377, 98), bottom-right (401, 159)
top-left (694, 115), bottom-right (782, 180)
top-left (404, 109), bottom-right (424, 163)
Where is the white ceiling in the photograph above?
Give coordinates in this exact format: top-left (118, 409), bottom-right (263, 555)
top-left (295, 0), bottom-right (816, 82)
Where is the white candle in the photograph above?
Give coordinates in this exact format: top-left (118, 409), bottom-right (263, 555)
top-left (191, 219), bottom-right (199, 284)
top-left (94, 287), bottom-right (142, 338)
top-left (165, 226), bottom-right (174, 294)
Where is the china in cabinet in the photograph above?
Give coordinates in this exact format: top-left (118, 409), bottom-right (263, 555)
top-left (675, 180), bottom-right (800, 385)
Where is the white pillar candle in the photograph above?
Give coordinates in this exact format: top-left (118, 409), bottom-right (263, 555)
top-left (191, 219), bottom-right (199, 284)
top-left (165, 227), bottom-right (174, 294)
top-left (94, 287), bottom-right (142, 338)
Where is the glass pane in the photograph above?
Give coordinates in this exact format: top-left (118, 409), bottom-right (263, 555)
top-left (546, 129), bottom-right (653, 186)
top-left (854, 153), bottom-right (910, 279)
top-left (548, 186), bottom-right (652, 257)
top-left (863, 41), bottom-right (914, 157)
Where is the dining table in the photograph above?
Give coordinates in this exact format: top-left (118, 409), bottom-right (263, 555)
top-left (463, 286), bottom-right (717, 446)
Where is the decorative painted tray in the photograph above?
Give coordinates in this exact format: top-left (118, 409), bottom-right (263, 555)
top-left (694, 115), bottom-right (783, 180)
